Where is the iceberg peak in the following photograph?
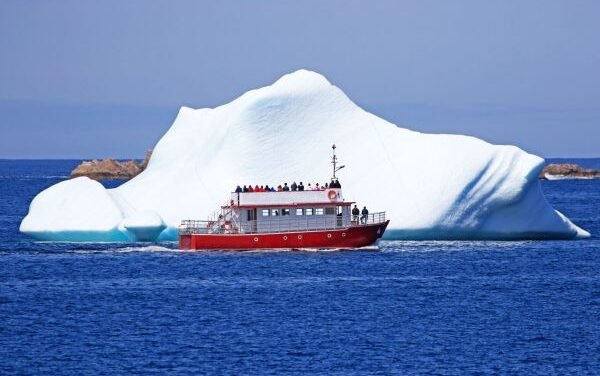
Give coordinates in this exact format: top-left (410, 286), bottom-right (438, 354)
top-left (271, 69), bottom-right (332, 90)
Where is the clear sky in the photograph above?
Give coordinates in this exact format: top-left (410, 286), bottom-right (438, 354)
top-left (1, 0), bottom-right (599, 158)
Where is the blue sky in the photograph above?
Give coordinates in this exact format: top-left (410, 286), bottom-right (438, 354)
top-left (1, 1), bottom-right (599, 158)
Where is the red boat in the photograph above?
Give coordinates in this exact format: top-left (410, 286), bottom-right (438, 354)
top-left (178, 146), bottom-right (389, 250)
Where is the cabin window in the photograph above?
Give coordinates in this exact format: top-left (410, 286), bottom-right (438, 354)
top-left (305, 208), bottom-right (313, 216)
top-left (271, 209), bottom-right (280, 216)
top-left (282, 208), bottom-right (290, 216)
top-left (316, 208), bottom-right (324, 215)
top-left (262, 209), bottom-right (270, 217)
top-left (325, 207), bottom-right (335, 215)
top-left (296, 208), bottom-right (303, 216)
top-left (337, 206), bottom-right (343, 215)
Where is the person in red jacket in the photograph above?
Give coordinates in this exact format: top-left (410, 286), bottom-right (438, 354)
top-left (248, 185), bottom-right (254, 192)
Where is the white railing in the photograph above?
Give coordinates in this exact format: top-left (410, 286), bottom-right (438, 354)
top-left (179, 212), bottom-right (386, 235)
top-left (231, 189), bottom-right (344, 206)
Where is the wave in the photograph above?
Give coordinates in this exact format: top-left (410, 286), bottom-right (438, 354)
top-left (69, 245), bottom-right (177, 254)
top-left (0, 175), bottom-right (69, 179)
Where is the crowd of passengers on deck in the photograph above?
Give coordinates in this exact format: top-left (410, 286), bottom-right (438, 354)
top-left (234, 179), bottom-right (342, 193)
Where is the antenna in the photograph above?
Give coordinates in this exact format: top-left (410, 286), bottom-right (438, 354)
top-left (331, 144), bottom-right (345, 180)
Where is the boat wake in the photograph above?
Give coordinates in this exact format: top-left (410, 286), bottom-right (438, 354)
top-left (69, 245), bottom-right (178, 254)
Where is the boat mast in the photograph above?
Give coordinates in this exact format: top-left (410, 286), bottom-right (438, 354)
top-left (331, 144), bottom-right (345, 180)
top-left (332, 144), bottom-right (337, 180)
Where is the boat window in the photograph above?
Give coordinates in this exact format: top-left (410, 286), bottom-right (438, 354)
top-left (296, 208), bottom-right (303, 216)
top-left (262, 209), bottom-right (270, 217)
top-left (325, 207), bottom-right (335, 215)
top-left (271, 209), bottom-right (280, 216)
top-left (305, 208), bottom-right (313, 216)
top-left (316, 208), bottom-right (324, 215)
top-left (282, 208), bottom-right (290, 216)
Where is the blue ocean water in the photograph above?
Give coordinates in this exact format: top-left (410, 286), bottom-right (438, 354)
top-left (1, 159), bottom-right (599, 375)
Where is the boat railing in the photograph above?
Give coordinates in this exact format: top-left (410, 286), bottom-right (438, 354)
top-left (356, 211), bottom-right (386, 226)
top-left (179, 212), bottom-right (386, 235)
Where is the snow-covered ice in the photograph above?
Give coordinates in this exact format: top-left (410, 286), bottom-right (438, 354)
top-left (20, 70), bottom-right (590, 241)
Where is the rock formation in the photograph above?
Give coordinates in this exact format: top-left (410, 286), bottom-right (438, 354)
top-left (70, 150), bottom-right (153, 180)
top-left (540, 163), bottom-right (600, 180)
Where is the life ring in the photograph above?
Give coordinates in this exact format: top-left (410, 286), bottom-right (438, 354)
top-left (327, 190), bottom-right (337, 201)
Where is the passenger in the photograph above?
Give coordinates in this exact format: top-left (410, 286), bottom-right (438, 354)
top-left (324, 183), bottom-right (329, 189)
top-left (259, 185), bottom-right (265, 192)
top-left (283, 183), bottom-right (290, 191)
top-left (361, 206), bottom-right (369, 224)
top-left (254, 185), bottom-right (260, 192)
top-left (336, 179), bottom-right (342, 188)
top-left (352, 205), bottom-right (360, 223)
top-left (264, 185), bottom-right (270, 192)
top-left (298, 182), bottom-right (305, 191)
top-left (271, 186), bottom-right (276, 192)
top-left (277, 185), bottom-right (283, 192)
top-left (235, 185), bottom-right (242, 193)
top-left (243, 185), bottom-right (249, 193)
top-left (307, 183), bottom-right (312, 190)
top-left (291, 181), bottom-right (298, 191)
top-left (248, 185), bottom-right (254, 192)
top-left (315, 183), bottom-right (320, 190)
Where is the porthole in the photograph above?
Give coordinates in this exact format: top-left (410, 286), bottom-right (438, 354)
top-left (342, 233), bottom-right (346, 237)
top-left (298, 235), bottom-right (302, 240)
top-left (254, 237), bottom-right (259, 242)
top-left (327, 233), bottom-right (332, 239)
top-left (283, 236), bottom-right (288, 241)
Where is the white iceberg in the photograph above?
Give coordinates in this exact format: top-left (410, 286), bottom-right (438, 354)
top-left (20, 70), bottom-right (589, 241)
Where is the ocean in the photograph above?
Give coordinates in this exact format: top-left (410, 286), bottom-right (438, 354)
top-left (1, 159), bottom-right (599, 375)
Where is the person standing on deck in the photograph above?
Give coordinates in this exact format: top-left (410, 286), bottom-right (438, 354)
top-left (361, 206), bottom-right (369, 224)
top-left (352, 205), bottom-right (360, 223)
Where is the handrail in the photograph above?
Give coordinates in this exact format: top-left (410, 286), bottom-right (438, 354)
top-left (179, 212), bottom-right (386, 235)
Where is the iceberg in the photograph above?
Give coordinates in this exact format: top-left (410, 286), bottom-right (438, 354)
top-left (20, 70), bottom-right (590, 241)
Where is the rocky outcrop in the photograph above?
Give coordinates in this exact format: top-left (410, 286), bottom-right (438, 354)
top-left (70, 150), bottom-right (153, 180)
top-left (540, 163), bottom-right (600, 180)
top-left (138, 149), bottom-right (153, 171)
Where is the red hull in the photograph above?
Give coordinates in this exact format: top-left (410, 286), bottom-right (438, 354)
top-left (179, 221), bottom-right (389, 250)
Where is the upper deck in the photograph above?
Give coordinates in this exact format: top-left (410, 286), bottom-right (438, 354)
top-left (229, 188), bottom-right (351, 208)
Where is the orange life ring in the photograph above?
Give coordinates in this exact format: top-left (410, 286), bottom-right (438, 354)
top-left (327, 190), bottom-right (337, 201)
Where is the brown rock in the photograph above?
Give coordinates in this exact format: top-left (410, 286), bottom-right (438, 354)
top-left (138, 149), bottom-right (153, 171)
top-left (540, 163), bottom-right (600, 179)
top-left (70, 150), bottom-right (153, 181)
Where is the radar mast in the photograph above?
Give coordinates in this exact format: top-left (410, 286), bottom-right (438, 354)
top-left (331, 144), bottom-right (345, 180)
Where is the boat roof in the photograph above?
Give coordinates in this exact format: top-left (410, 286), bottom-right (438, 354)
top-left (227, 189), bottom-right (353, 209)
